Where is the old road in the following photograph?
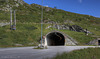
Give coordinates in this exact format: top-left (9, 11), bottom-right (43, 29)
top-left (0, 46), bottom-right (99, 59)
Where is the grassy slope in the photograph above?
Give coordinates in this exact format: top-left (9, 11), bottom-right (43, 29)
top-left (0, 0), bottom-right (100, 47)
top-left (53, 48), bottom-right (100, 59)
top-left (0, 23), bottom-right (96, 47)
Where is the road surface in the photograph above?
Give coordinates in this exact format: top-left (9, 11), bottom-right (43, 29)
top-left (0, 46), bottom-right (99, 59)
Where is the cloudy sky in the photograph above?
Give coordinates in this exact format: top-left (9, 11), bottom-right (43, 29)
top-left (23, 0), bottom-right (100, 18)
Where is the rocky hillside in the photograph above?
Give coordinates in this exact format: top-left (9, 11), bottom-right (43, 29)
top-left (0, 0), bottom-right (100, 47)
top-left (0, 0), bottom-right (100, 23)
top-left (0, 0), bottom-right (24, 11)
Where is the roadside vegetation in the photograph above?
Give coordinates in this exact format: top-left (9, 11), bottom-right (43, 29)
top-left (52, 48), bottom-right (100, 59)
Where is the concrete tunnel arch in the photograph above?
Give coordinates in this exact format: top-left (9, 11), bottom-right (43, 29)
top-left (44, 31), bottom-right (65, 46)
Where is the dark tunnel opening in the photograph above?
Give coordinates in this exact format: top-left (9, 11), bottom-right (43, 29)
top-left (46, 32), bottom-right (65, 46)
top-left (98, 40), bottom-right (100, 45)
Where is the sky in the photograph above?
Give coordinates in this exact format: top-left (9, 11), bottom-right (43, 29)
top-left (23, 0), bottom-right (100, 18)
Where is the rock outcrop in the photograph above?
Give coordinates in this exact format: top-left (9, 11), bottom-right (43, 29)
top-left (46, 24), bottom-right (92, 34)
top-left (0, 0), bottom-right (25, 11)
top-left (87, 38), bottom-right (100, 45)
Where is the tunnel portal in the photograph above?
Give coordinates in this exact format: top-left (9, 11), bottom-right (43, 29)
top-left (98, 40), bottom-right (100, 45)
top-left (46, 32), bottom-right (65, 46)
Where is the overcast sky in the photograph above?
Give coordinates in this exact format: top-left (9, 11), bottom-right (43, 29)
top-left (23, 0), bottom-right (100, 18)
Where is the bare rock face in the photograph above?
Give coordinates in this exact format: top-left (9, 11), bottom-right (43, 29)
top-left (87, 38), bottom-right (100, 46)
top-left (46, 23), bottom-right (92, 34)
top-left (0, 0), bottom-right (25, 11)
top-left (17, 0), bottom-right (25, 5)
top-left (14, 44), bottom-right (23, 46)
top-left (0, 22), bottom-right (10, 27)
top-left (0, 0), bottom-right (24, 4)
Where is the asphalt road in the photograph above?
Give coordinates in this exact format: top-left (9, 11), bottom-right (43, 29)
top-left (0, 46), bottom-right (99, 59)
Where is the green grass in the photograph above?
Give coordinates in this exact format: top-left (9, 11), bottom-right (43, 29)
top-left (0, 23), bottom-right (97, 47)
top-left (52, 48), bottom-right (100, 59)
top-left (0, 0), bottom-right (100, 47)
top-left (60, 30), bottom-right (96, 45)
top-left (0, 23), bottom-right (52, 47)
top-left (1, 1), bottom-right (100, 23)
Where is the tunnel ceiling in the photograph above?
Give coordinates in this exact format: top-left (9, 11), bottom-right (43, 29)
top-left (46, 32), bottom-right (65, 46)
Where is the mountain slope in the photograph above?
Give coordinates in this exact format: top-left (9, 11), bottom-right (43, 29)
top-left (0, 0), bottom-right (100, 47)
top-left (0, 0), bottom-right (100, 23)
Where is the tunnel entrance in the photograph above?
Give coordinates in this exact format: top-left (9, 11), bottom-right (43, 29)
top-left (98, 40), bottom-right (100, 45)
top-left (46, 32), bottom-right (65, 46)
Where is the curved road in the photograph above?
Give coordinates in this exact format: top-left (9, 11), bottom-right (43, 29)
top-left (0, 46), bottom-right (99, 59)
